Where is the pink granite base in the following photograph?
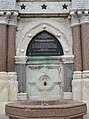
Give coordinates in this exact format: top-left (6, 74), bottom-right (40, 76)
top-left (7, 25), bottom-right (16, 72)
top-left (0, 24), bottom-right (7, 71)
top-left (8, 116), bottom-right (83, 119)
top-left (72, 25), bottom-right (82, 71)
top-left (81, 24), bottom-right (89, 70)
top-left (5, 100), bottom-right (87, 119)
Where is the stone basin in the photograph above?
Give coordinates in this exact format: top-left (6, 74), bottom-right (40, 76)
top-left (5, 99), bottom-right (87, 119)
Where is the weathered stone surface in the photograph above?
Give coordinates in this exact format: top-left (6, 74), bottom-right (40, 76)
top-left (63, 63), bottom-right (74, 92)
top-left (72, 71), bottom-right (89, 101)
top-left (8, 72), bottom-right (18, 101)
top-left (16, 64), bottom-right (26, 93)
top-left (26, 63), bottom-right (63, 100)
top-left (0, 72), bottom-right (8, 102)
top-left (0, 0), bottom-right (16, 10)
top-left (72, 0), bottom-right (89, 9)
top-left (18, 93), bottom-right (27, 100)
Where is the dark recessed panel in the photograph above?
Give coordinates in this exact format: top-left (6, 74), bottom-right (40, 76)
top-left (26, 31), bottom-right (63, 56)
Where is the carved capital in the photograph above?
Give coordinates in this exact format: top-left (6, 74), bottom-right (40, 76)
top-left (61, 55), bottom-right (74, 63)
top-left (0, 11), bottom-right (9, 24)
top-left (9, 12), bottom-right (19, 26)
top-left (0, 11), bottom-right (18, 25)
top-left (82, 70), bottom-right (89, 79)
top-left (69, 11), bottom-right (80, 27)
top-left (15, 56), bottom-right (27, 64)
top-left (73, 71), bottom-right (82, 79)
top-left (79, 11), bottom-right (89, 24)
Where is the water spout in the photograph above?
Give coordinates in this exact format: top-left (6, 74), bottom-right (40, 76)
top-left (41, 101), bottom-right (49, 106)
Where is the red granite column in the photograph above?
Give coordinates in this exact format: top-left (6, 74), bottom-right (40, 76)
top-left (7, 12), bottom-right (18, 72)
top-left (80, 12), bottom-right (89, 70)
top-left (70, 11), bottom-right (82, 71)
top-left (0, 12), bottom-right (8, 71)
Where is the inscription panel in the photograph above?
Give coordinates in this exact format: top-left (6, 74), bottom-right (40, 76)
top-left (26, 31), bottom-right (63, 56)
top-left (0, 0), bottom-right (16, 10)
top-left (72, 0), bottom-right (89, 9)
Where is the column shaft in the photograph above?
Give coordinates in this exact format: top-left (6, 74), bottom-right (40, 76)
top-left (0, 24), bottom-right (7, 71)
top-left (7, 25), bottom-right (16, 72)
top-left (81, 24), bottom-right (89, 70)
top-left (72, 25), bottom-right (82, 71)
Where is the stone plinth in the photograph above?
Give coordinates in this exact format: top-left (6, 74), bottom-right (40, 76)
top-left (72, 71), bottom-right (89, 101)
top-left (0, 72), bottom-right (8, 102)
top-left (5, 100), bottom-right (87, 119)
top-left (0, 72), bottom-right (18, 102)
top-left (8, 72), bottom-right (18, 101)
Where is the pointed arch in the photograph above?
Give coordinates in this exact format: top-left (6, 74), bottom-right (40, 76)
top-left (26, 31), bottom-right (64, 56)
top-left (16, 23), bottom-right (71, 56)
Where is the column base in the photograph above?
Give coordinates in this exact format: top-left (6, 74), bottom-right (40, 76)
top-left (63, 92), bottom-right (72, 99)
top-left (72, 70), bottom-right (89, 101)
top-left (18, 93), bottom-right (27, 100)
top-left (0, 72), bottom-right (18, 102)
top-left (8, 72), bottom-right (18, 101)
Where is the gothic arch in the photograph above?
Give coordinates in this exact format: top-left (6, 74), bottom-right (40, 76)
top-left (26, 31), bottom-right (64, 56)
top-left (16, 24), bottom-right (70, 56)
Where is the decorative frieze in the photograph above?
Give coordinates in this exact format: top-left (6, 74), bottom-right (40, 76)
top-left (17, 1), bottom-right (70, 17)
